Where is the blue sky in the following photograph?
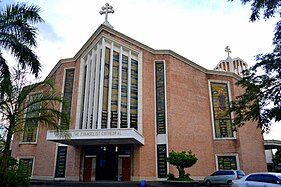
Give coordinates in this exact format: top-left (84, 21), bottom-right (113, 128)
top-left (1, 0), bottom-right (280, 139)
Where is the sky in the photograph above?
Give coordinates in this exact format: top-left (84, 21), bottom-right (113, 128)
top-left (1, 0), bottom-right (280, 140)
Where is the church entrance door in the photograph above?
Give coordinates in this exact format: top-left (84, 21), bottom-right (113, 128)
top-left (96, 146), bottom-right (118, 180)
top-left (121, 157), bottom-right (131, 181)
top-left (83, 157), bottom-right (94, 182)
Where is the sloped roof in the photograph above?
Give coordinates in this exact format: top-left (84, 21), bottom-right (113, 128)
top-left (47, 24), bottom-right (240, 80)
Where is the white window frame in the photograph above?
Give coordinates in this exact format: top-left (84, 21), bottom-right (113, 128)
top-left (60, 68), bottom-right (76, 126)
top-left (20, 91), bottom-right (43, 144)
top-left (53, 143), bottom-right (68, 179)
top-left (215, 153), bottom-right (240, 170)
top-left (153, 60), bottom-right (169, 179)
top-left (18, 156), bottom-right (35, 178)
top-left (208, 80), bottom-right (236, 140)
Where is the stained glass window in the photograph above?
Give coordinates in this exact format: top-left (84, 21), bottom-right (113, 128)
top-left (80, 65), bottom-right (87, 129)
top-left (19, 158), bottom-right (33, 177)
top-left (23, 93), bottom-right (41, 143)
top-left (101, 48), bottom-right (110, 128)
top-left (210, 82), bottom-right (234, 138)
top-left (79, 42), bottom-right (139, 131)
top-left (55, 146), bottom-right (68, 178)
top-left (95, 49), bottom-right (103, 128)
top-left (121, 55), bottom-right (128, 128)
top-left (155, 61), bottom-right (166, 134)
top-left (62, 69), bottom-right (75, 128)
top-left (111, 51), bottom-right (119, 128)
top-left (130, 59), bottom-right (138, 130)
top-left (218, 156), bottom-right (237, 170)
top-left (157, 144), bottom-right (167, 178)
top-left (89, 55), bottom-right (97, 129)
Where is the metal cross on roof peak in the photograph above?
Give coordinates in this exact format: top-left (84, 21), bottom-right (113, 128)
top-left (225, 46), bottom-right (231, 59)
top-left (100, 3), bottom-right (114, 29)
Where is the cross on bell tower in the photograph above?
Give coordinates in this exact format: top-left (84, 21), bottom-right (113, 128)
top-left (100, 3), bottom-right (114, 29)
top-left (225, 46), bottom-right (231, 60)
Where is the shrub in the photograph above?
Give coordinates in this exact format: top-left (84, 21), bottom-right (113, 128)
top-left (167, 150), bottom-right (198, 180)
top-left (0, 156), bottom-right (30, 187)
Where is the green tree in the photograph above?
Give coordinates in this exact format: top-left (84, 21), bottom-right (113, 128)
top-left (228, 0), bottom-right (281, 132)
top-left (0, 69), bottom-right (69, 171)
top-left (167, 150), bottom-right (198, 179)
top-left (272, 149), bottom-right (281, 169)
top-left (0, 2), bottom-right (44, 91)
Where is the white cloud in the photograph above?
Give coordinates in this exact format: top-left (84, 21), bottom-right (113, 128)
top-left (14, 0), bottom-right (275, 78)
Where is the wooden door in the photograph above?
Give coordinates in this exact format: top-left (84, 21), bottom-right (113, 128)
top-left (83, 157), bottom-right (92, 182)
top-left (122, 157), bottom-right (131, 181)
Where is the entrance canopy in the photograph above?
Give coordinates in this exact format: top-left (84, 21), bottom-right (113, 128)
top-left (46, 128), bottom-right (144, 145)
top-left (264, 139), bottom-right (281, 150)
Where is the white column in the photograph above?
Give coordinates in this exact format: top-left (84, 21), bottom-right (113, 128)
top-left (242, 61), bottom-right (245, 71)
top-left (225, 61), bottom-right (228, 72)
top-left (107, 42), bottom-right (114, 129)
top-left (138, 52), bottom-right (143, 134)
top-left (88, 50), bottom-right (96, 129)
top-left (82, 56), bottom-right (91, 129)
top-left (75, 58), bottom-right (86, 129)
top-left (97, 38), bottom-right (106, 129)
top-left (93, 45), bottom-right (100, 129)
top-left (127, 51), bottom-right (131, 128)
top-left (238, 60), bottom-right (242, 75)
top-left (86, 54), bottom-right (93, 129)
top-left (229, 60), bottom-right (234, 73)
top-left (117, 46), bottom-right (123, 128)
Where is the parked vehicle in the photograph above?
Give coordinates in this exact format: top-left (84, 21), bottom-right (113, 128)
top-left (230, 172), bottom-right (281, 187)
top-left (204, 170), bottom-right (245, 187)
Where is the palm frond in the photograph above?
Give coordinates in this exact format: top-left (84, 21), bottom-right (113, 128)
top-left (0, 53), bottom-right (12, 95)
top-left (0, 2), bottom-right (44, 77)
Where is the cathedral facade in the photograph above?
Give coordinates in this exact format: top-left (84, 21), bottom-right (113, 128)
top-left (11, 23), bottom-right (266, 181)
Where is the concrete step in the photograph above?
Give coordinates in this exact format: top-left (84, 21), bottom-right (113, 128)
top-left (31, 180), bottom-right (154, 187)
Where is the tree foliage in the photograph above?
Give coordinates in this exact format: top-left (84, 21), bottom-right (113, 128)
top-left (273, 149), bottom-right (281, 167)
top-left (229, 0), bottom-right (281, 22)
top-left (229, 0), bottom-right (281, 132)
top-left (0, 69), bottom-right (70, 170)
top-left (0, 155), bottom-right (30, 187)
top-left (167, 150), bottom-right (198, 179)
top-left (0, 2), bottom-right (44, 92)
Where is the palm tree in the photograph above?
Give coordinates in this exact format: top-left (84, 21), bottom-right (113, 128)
top-left (0, 69), bottom-right (69, 170)
top-left (0, 2), bottom-right (44, 92)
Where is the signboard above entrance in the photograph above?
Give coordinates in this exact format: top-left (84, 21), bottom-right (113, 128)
top-left (46, 128), bottom-right (144, 145)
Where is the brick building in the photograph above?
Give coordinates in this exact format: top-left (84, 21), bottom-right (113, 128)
top-left (11, 21), bottom-right (266, 181)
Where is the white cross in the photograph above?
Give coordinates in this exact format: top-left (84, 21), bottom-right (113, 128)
top-left (100, 3), bottom-right (114, 27)
top-left (225, 46), bottom-right (231, 58)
